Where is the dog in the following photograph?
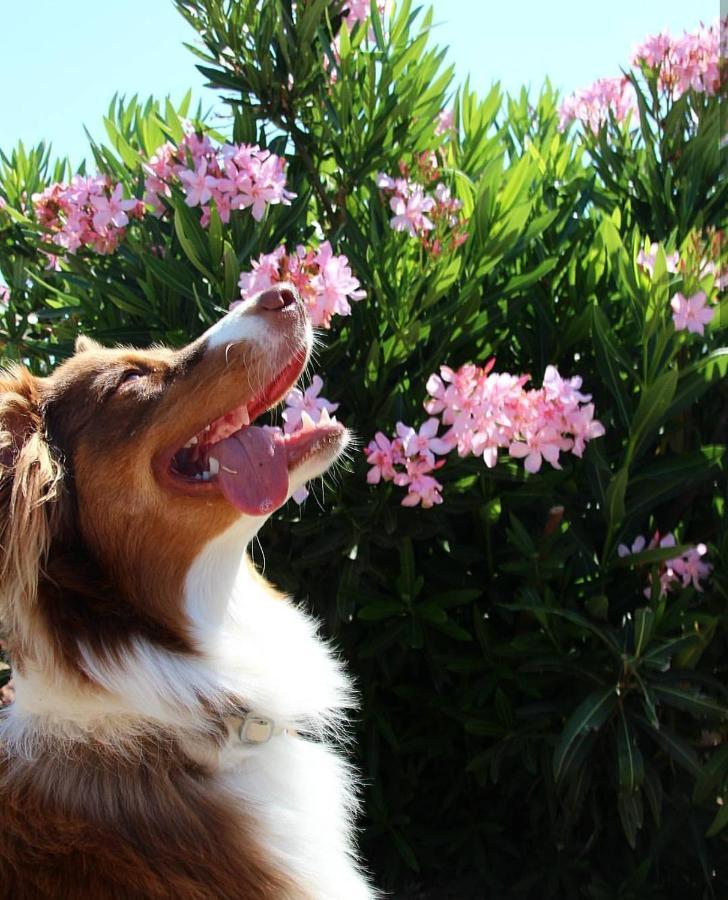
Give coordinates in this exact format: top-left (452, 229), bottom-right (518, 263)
top-left (0, 284), bottom-right (375, 899)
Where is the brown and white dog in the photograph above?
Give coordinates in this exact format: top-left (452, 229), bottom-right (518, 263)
top-left (0, 285), bottom-right (375, 899)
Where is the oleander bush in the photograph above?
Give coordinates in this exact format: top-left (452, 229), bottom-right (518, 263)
top-left (1, 3), bottom-right (726, 896)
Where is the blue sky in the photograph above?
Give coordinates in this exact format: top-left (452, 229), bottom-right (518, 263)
top-left (0, 0), bottom-right (717, 164)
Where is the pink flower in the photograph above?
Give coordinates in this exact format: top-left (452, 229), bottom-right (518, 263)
top-left (308, 241), bottom-right (366, 327)
top-left (389, 188), bottom-right (435, 237)
top-left (435, 108), bottom-right (455, 135)
top-left (365, 432), bottom-right (401, 484)
top-left (618, 535), bottom-right (647, 557)
top-left (401, 473), bottom-right (443, 509)
top-left (395, 418), bottom-right (452, 466)
top-left (568, 403), bottom-right (606, 457)
top-left (179, 159), bottom-right (218, 208)
top-left (670, 544), bottom-right (712, 591)
top-left (509, 428), bottom-right (569, 474)
top-left (0, 284), bottom-right (9, 305)
top-left (282, 375), bottom-right (339, 433)
top-left (90, 183), bottom-right (137, 230)
top-left (670, 291), bottom-right (714, 335)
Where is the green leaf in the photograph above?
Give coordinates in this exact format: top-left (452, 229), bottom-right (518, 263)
top-left (633, 607), bottom-right (654, 657)
top-left (173, 203), bottom-right (214, 279)
top-left (208, 205), bottom-right (223, 269)
top-left (592, 306), bottom-right (632, 429)
top-left (651, 684), bottom-right (728, 720)
top-left (627, 447), bottom-right (725, 521)
top-left (617, 788), bottom-right (644, 849)
top-left (615, 543), bottom-right (692, 569)
top-left (427, 589), bottom-right (482, 608)
top-left (358, 601), bottom-right (404, 621)
top-left (554, 686), bottom-right (617, 782)
top-left (223, 242), bottom-right (239, 302)
top-left (605, 466), bottom-right (629, 530)
top-left (616, 708), bottom-right (644, 792)
top-left (664, 347), bottom-right (728, 420)
top-left (635, 717), bottom-right (701, 777)
top-left (643, 766), bottom-right (663, 826)
top-left (628, 368), bottom-right (678, 461)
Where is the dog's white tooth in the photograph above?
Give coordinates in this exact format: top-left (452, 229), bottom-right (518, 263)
top-left (240, 406), bottom-right (250, 426)
top-left (208, 457), bottom-right (220, 476)
top-left (319, 408), bottom-right (331, 425)
top-left (201, 470), bottom-right (210, 481)
top-left (300, 411), bottom-right (316, 433)
top-left (190, 436), bottom-right (198, 445)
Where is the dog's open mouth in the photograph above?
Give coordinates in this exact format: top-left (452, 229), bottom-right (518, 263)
top-left (159, 353), bottom-right (345, 516)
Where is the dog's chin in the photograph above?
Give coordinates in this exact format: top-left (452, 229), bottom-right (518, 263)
top-left (286, 425), bottom-right (350, 499)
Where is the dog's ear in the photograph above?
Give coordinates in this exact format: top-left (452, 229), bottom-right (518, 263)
top-left (74, 334), bottom-right (103, 355)
top-left (0, 366), bottom-right (64, 652)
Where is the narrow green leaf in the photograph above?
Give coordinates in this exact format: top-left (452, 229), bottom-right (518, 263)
top-left (628, 368), bottom-right (678, 461)
top-left (633, 607), bottom-right (655, 657)
top-left (554, 686), bottom-right (617, 782)
top-left (616, 708), bottom-right (644, 791)
top-left (651, 684), bottom-right (728, 720)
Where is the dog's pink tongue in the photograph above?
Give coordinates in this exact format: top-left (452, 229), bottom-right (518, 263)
top-left (213, 427), bottom-right (288, 516)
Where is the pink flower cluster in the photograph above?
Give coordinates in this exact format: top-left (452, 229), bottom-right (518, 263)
top-left (144, 133), bottom-right (294, 227)
top-left (376, 154), bottom-right (468, 255)
top-left (632, 18), bottom-right (724, 98)
top-left (32, 177), bottom-right (143, 256)
top-left (365, 362), bottom-right (605, 508)
top-left (0, 284), bottom-right (9, 306)
top-left (237, 241), bottom-right (365, 328)
top-left (558, 77), bottom-right (637, 133)
top-left (559, 19), bottom-right (725, 132)
top-left (365, 422), bottom-right (448, 509)
top-left (618, 532), bottom-right (712, 597)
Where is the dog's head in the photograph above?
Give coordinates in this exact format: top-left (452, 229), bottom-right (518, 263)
top-left (0, 285), bottom-right (347, 668)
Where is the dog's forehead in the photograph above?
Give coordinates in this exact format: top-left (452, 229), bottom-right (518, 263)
top-left (44, 345), bottom-right (177, 395)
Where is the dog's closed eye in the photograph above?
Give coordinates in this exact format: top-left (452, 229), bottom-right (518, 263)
top-left (119, 370), bottom-right (145, 386)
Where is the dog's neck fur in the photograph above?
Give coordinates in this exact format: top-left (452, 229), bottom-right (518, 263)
top-left (3, 519), bottom-right (351, 754)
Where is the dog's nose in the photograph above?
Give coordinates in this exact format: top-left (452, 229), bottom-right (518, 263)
top-left (255, 284), bottom-right (299, 311)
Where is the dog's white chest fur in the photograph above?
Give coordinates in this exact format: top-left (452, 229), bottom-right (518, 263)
top-left (185, 521), bottom-right (374, 898)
